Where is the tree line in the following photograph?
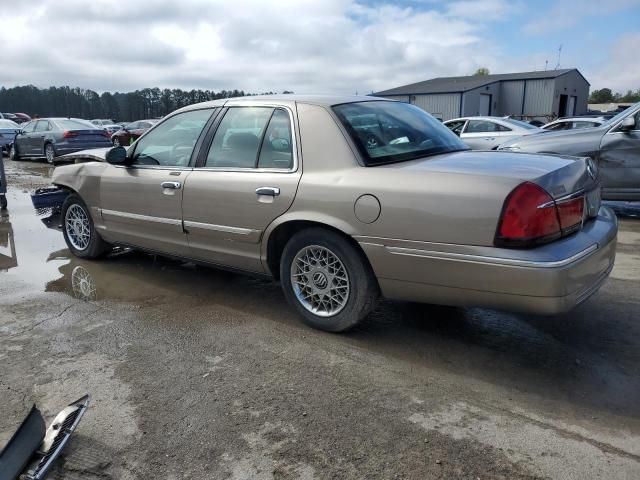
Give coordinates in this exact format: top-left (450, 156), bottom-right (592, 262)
top-left (588, 88), bottom-right (640, 104)
top-left (0, 85), bottom-right (294, 122)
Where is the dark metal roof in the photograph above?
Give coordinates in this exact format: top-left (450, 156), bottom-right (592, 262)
top-left (374, 69), bottom-right (588, 96)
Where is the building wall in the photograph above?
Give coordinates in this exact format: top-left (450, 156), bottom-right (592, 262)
top-left (461, 82), bottom-right (501, 117)
top-left (498, 80), bottom-right (525, 116)
top-left (409, 93), bottom-right (461, 120)
top-left (522, 79), bottom-right (555, 117)
top-left (550, 70), bottom-right (589, 116)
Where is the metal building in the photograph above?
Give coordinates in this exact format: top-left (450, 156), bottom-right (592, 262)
top-left (373, 69), bottom-right (590, 121)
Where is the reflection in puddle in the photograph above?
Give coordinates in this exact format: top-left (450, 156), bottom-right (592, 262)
top-left (0, 214), bottom-right (17, 271)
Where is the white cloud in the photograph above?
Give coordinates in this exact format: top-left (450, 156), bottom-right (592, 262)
top-left (0, 0), bottom-right (506, 94)
top-left (523, 0), bottom-right (640, 35)
top-left (0, 0), bottom-right (636, 95)
top-left (586, 33), bottom-right (640, 93)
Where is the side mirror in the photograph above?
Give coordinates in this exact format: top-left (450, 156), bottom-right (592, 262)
top-left (619, 116), bottom-right (636, 131)
top-left (105, 146), bottom-right (130, 165)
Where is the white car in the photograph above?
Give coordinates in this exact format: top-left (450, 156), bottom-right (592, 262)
top-left (542, 117), bottom-right (606, 131)
top-left (444, 116), bottom-right (542, 150)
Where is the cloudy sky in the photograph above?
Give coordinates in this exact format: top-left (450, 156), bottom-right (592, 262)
top-left (0, 0), bottom-right (638, 95)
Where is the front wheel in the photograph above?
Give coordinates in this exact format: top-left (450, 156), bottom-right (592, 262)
top-left (61, 194), bottom-right (110, 259)
top-left (0, 195), bottom-right (7, 210)
top-left (280, 228), bottom-right (379, 332)
top-left (45, 143), bottom-right (56, 164)
top-left (9, 144), bottom-right (19, 161)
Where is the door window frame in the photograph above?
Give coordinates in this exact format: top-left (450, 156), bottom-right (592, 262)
top-left (194, 105), bottom-right (299, 174)
top-left (121, 107), bottom-right (221, 171)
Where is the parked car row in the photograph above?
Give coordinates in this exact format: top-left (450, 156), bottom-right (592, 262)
top-left (0, 112), bottom-right (31, 124)
top-left (1, 116), bottom-right (160, 162)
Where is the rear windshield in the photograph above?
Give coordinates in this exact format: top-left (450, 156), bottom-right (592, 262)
top-left (332, 101), bottom-right (467, 165)
top-left (503, 118), bottom-right (538, 130)
top-left (54, 119), bottom-right (97, 130)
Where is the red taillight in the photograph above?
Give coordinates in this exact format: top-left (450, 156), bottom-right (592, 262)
top-left (556, 197), bottom-right (584, 234)
top-left (496, 182), bottom-right (560, 247)
top-left (496, 182), bottom-right (585, 248)
top-left (63, 130), bottom-right (78, 138)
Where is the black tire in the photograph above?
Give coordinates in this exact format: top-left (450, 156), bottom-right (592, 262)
top-left (0, 195), bottom-right (7, 210)
top-left (280, 228), bottom-right (379, 332)
top-left (61, 193), bottom-right (110, 259)
top-left (9, 144), bottom-right (19, 161)
top-left (45, 143), bottom-right (56, 164)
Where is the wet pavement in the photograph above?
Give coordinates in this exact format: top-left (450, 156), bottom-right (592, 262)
top-left (1, 158), bottom-right (640, 479)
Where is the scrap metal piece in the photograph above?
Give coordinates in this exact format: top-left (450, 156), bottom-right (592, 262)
top-left (25, 395), bottom-right (90, 480)
top-left (0, 406), bottom-right (46, 480)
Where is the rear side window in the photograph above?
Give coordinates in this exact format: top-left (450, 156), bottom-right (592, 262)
top-left (204, 107), bottom-right (294, 170)
top-left (35, 121), bottom-right (50, 132)
top-left (258, 109), bottom-right (293, 169)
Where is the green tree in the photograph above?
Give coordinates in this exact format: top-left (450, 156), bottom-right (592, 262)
top-left (588, 88), bottom-right (615, 103)
top-left (473, 67), bottom-right (490, 76)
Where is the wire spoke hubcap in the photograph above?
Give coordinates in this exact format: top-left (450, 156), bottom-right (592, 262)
top-left (290, 245), bottom-right (350, 317)
top-left (65, 204), bottom-right (91, 251)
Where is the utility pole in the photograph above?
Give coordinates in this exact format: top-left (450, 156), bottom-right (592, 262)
top-left (554, 44), bottom-right (562, 70)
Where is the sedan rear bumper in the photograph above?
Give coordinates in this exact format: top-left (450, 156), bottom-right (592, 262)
top-left (358, 207), bottom-right (617, 315)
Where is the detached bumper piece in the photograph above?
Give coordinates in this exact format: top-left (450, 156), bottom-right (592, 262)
top-left (25, 395), bottom-right (90, 480)
top-left (0, 395), bottom-right (90, 480)
top-left (0, 406), bottom-right (46, 480)
top-left (30, 187), bottom-right (68, 210)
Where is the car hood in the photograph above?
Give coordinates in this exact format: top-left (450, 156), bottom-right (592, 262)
top-left (500, 124), bottom-right (607, 147)
top-left (58, 147), bottom-right (127, 163)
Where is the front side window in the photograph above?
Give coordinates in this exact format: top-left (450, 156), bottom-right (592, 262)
top-left (445, 120), bottom-right (466, 136)
top-left (333, 101), bottom-right (467, 166)
top-left (572, 121), bottom-right (597, 129)
top-left (131, 108), bottom-right (213, 167)
top-left (205, 107), bottom-right (274, 168)
top-left (21, 121), bottom-right (35, 133)
top-left (546, 122), bottom-right (570, 131)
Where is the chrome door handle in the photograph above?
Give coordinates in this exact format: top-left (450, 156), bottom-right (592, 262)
top-left (255, 187), bottom-right (280, 196)
top-left (161, 181), bottom-right (181, 189)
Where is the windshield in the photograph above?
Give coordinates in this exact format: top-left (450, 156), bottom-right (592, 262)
top-left (601, 102), bottom-right (640, 127)
top-left (0, 119), bottom-right (20, 128)
top-left (333, 101), bottom-right (467, 165)
top-left (503, 118), bottom-right (538, 130)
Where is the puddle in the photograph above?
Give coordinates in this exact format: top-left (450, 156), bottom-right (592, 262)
top-left (0, 188), bottom-right (69, 289)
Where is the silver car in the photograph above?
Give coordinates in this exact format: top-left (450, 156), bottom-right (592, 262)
top-left (499, 102), bottom-right (640, 200)
top-left (542, 117), bottom-right (606, 131)
top-left (48, 95), bottom-right (616, 332)
top-left (444, 116), bottom-right (542, 150)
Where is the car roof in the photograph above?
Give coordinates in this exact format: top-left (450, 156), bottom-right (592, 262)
top-left (177, 94), bottom-right (388, 113)
top-left (550, 117), bottom-right (604, 123)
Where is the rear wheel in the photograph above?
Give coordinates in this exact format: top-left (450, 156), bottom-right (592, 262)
top-left (61, 194), bottom-right (109, 259)
top-left (9, 144), bottom-right (19, 161)
top-left (0, 195), bottom-right (7, 210)
top-left (45, 143), bottom-right (56, 164)
top-left (280, 228), bottom-right (379, 332)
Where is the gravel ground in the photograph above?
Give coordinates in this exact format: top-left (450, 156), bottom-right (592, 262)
top-left (1, 158), bottom-right (639, 479)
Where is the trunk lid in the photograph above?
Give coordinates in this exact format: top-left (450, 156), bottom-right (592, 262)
top-left (381, 150), bottom-right (598, 201)
top-left (64, 129), bottom-right (109, 143)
